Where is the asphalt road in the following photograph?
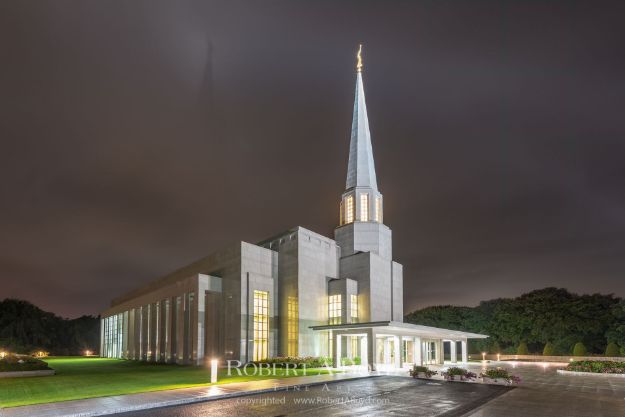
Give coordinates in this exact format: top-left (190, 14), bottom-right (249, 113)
top-left (115, 376), bottom-right (512, 417)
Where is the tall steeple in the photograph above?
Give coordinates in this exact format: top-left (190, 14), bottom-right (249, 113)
top-left (346, 45), bottom-right (378, 191)
top-left (339, 45), bottom-right (383, 226)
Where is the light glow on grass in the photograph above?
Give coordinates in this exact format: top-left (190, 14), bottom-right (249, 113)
top-left (0, 357), bottom-right (335, 408)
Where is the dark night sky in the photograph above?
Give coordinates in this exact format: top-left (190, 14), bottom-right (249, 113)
top-left (1, 1), bottom-right (624, 318)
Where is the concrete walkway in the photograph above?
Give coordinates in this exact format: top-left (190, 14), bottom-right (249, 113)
top-left (5, 362), bottom-right (625, 417)
top-left (462, 361), bottom-right (625, 417)
top-left (0, 372), bottom-right (372, 417)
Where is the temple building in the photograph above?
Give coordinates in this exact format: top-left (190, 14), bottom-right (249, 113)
top-left (100, 48), bottom-right (486, 369)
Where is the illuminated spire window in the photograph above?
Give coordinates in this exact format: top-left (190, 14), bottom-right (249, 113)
top-left (375, 197), bottom-right (382, 223)
top-left (360, 194), bottom-right (369, 221)
top-left (345, 195), bottom-right (354, 224)
top-left (339, 201), bottom-right (344, 225)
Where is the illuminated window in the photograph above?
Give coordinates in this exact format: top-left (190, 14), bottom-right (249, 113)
top-left (345, 196), bottom-right (354, 224)
top-left (328, 295), bottom-right (342, 325)
top-left (287, 296), bottom-right (298, 357)
top-left (339, 201), bottom-right (344, 226)
top-left (103, 314), bottom-right (123, 359)
top-left (375, 197), bottom-right (382, 222)
top-left (253, 290), bottom-right (269, 361)
top-left (360, 193), bottom-right (369, 221)
top-left (350, 294), bottom-right (358, 323)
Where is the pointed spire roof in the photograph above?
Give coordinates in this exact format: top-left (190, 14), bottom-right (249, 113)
top-left (346, 46), bottom-right (378, 191)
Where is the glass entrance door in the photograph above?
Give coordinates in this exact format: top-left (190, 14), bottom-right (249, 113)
top-left (423, 340), bottom-right (437, 365)
top-left (403, 339), bottom-right (414, 364)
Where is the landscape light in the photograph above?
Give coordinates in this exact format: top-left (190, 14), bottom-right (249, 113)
top-left (496, 353), bottom-right (500, 361)
top-left (481, 352), bottom-right (486, 361)
top-left (85, 350), bottom-right (92, 356)
top-left (210, 358), bottom-right (219, 383)
top-left (0, 351), bottom-right (6, 359)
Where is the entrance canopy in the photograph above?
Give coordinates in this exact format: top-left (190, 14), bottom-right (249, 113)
top-left (311, 320), bottom-right (488, 340)
top-left (311, 321), bottom-right (487, 369)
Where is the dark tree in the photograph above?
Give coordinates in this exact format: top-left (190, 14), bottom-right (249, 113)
top-left (0, 299), bottom-right (100, 355)
top-left (405, 288), bottom-right (621, 355)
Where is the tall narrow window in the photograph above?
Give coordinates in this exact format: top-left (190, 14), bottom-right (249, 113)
top-left (253, 290), bottom-right (269, 361)
top-left (339, 201), bottom-right (344, 226)
top-left (350, 294), bottom-right (358, 323)
top-left (360, 193), bottom-right (369, 221)
top-left (375, 197), bottom-right (382, 222)
top-left (287, 296), bottom-right (299, 357)
top-left (328, 295), bottom-right (342, 325)
top-left (345, 196), bottom-right (354, 224)
top-left (164, 299), bottom-right (170, 361)
top-left (117, 313), bottom-right (123, 359)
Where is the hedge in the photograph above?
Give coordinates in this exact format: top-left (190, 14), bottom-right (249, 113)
top-left (252, 356), bottom-right (332, 369)
top-left (0, 354), bottom-right (50, 372)
top-left (567, 360), bottom-right (625, 374)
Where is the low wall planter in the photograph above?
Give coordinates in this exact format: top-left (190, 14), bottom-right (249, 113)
top-left (0, 369), bottom-right (55, 378)
top-left (413, 372), bottom-right (437, 379)
top-left (480, 354), bottom-right (625, 363)
top-left (557, 369), bottom-right (625, 378)
top-left (481, 376), bottom-right (514, 385)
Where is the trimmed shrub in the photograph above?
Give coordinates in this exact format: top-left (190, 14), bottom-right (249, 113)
top-left (480, 368), bottom-right (522, 384)
top-left (573, 342), bottom-right (587, 356)
top-left (490, 341), bottom-right (502, 354)
top-left (567, 360), bottom-right (625, 374)
top-left (605, 342), bottom-right (620, 357)
top-left (441, 367), bottom-right (477, 381)
top-left (340, 356), bottom-right (361, 366)
top-left (542, 342), bottom-right (555, 356)
top-left (410, 365), bottom-right (437, 378)
top-left (516, 342), bottom-right (529, 355)
top-left (253, 356), bottom-right (332, 369)
top-left (503, 346), bottom-right (517, 354)
top-left (0, 354), bottom-right (50, 372)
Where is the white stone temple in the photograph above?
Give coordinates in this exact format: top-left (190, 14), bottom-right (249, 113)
top-left (101, 47), bottom-right (487, 369)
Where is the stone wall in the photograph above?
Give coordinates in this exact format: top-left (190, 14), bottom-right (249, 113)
top-left (474, 353), bottom-right (625, 362)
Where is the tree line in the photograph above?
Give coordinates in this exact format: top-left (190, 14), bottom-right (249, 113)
top-left (0, 299), bottom-right (100, 355)
top-left (405, 287), bottom-right (625, 356)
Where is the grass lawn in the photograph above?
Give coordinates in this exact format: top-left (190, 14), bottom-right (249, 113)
top-left (0, 357), bottom-right (336, 408)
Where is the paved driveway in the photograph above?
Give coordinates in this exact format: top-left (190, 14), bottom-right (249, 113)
top-left (116, 376), bottom-right (510, 417)
top-left (462, 361), bottom-right (625, 417)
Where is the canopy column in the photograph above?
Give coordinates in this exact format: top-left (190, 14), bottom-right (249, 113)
top-left (414, 336), bottom-right (422, 365)
top-left (450, 340), bottom-right (457, 363)
top-left (461, 339), bottom-right (468, 363)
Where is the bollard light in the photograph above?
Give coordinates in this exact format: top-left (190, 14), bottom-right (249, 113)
top-left (210, 359), bottom-right (218, 383)
top-left (481, 352), bottom-right (486, 361)
top-left (496, 353), bottom-right (500, 361)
